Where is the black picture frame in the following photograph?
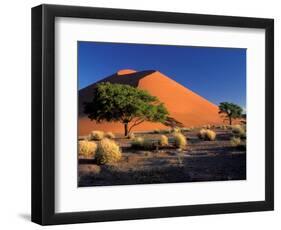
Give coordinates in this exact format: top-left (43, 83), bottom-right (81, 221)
top-left (31, 4), bottom-right (274, 225)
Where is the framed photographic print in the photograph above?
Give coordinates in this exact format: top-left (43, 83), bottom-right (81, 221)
top-left (31, 4), bottom-right (274, 225)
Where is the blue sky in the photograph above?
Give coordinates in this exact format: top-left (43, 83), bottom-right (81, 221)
top-left (78, 41), bottom-right (246, 109)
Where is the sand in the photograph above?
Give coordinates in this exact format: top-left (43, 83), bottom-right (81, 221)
top-left (78, 69), bottom-right (223, 136)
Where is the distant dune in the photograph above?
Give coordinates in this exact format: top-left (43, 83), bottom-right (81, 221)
top-left (78, 69), bottom-right (223, 136)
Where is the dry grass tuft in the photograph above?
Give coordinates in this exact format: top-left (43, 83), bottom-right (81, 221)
top-left (230, 137), bottom-right (241, 147)
top-left (222, 125), bottom-right (228, 130)
top-left (230, 137), bottom-right (246, 150)
top-left (78, 140), bottom-right (97, 158)
top-left (232, 125), bottom-right (244, 133)
top-left (198, 129), bottom-right (207, 139)
top-left (231, 125), bottom-right (246, 139)
top-left (128, 132), bottom-right (135, 139)
top-left (131, 137), bottom-right (144, 148)
top-left (159, 135), bottom-right (169, 147)
top-left (95, 138), bottom-right (122, 165)
top-left (89, 130), bottom-right (104, 141)
top-left (153, 129), bottom-right (161, 134)
top-left (205, 129), bottom-right (216, 141)
top-left (131, 137), bottom-right (155, 150)
top-left (181, 127), bottom-right (191, 132)
top-left (205, 124), bottom-right (211, 129)
top-left (198, 129), bottom-right (216, 141)
top-left (173, 133), bottom-right (187, 149)
top-left (172, 127), bottom-right (181, 133)
top-left (105, 132), bottom-right (115, 139)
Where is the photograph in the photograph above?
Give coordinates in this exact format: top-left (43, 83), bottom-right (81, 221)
top-left (77, 41), bottom-right (247, 187)
top-left (30, 3), bottom-right (274, 226)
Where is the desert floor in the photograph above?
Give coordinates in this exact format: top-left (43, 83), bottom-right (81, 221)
top-left (78, 128), bottom-right (246, 187)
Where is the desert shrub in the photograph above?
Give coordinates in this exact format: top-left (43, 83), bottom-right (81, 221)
top-left (230, 137), bottom-right (246, 150)
top-left (230, 137), bottom-right (241, 147)
top-left (203, 124), bottom-right (211, 129)
top-left (105, 132), bottom-right (115, 139)
top-left (128, 132), bottom-right (135, 139)
top-left (176, 152), bottom-right (185, 165)
top-left (160, 129), bottom-right (171, 134)
top-left (159, 135), bottom-right (169, 147)
top-left (221, 125), bottom-right (227, 130)
top-left (172, 127), bottom-right (181, 133)
top-left (95, 138), bottom-right (122, 164)
top-left (78, 140), bottom-right (97, 158)
top-left (231, 125), bottom-right (247, 139)
top-left (232, 125), bottom-right (245, 136)
top-left (198, 129), bottom-right (207, 139)
top-left (153, 129), bottom-right (160, 134)
top-left (205, 130), bottom-right (216, 141)
top-left (187, 126), bottom-right (194, 131)
top-left (131, 137), bottom-right (144, 148)
top-left (206, 124), bottom-right (211, 129)
top-left (173, 133), bottom-right (187, 149)
top-left (181, 127), bottom-right (191, 132)
top-left (198, 129), bottom-right (216, 141)
top-left (131, 137), bottom-right (155, 150)
top-left (89, 130), bottom-right (104, 141)
top-left (142, 140), bottom-right (155, 150)
top-left (240, 131), bottom-right (246, 139)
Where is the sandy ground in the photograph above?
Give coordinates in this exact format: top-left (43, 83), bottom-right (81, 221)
top-left (78, 129), bottom-right (246, 187)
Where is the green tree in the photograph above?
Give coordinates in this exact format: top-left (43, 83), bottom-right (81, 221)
top-left (84, 82), bottom-right (168, 136)
top-left (218, 102), bottom-right (243, 125)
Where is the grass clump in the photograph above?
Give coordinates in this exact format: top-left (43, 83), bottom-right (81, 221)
top-left (153, 129), bottom-right (161, 134)
top-left (181, 127), bottom-right (191, 132)
top-left (128, 132), bottom-right (135, 139)
top-left (95, 138), bottom-right (122, 164)
top-left (161, 129), bottom-right (171, 134)
top-left (131, 137), bottom-right (155, 150)
top-left (105, 132), bottom-right (115, 139)
top-left (198, 129), bottom-right (216, 141)
top-left (131, 137), bottom-right (144, 148)
top-left (198, 129), bottom-right (207, 139)
top-left (78, 140), bottom-right (97, 158)
top-left (205, 129), bottom-right (216, 141)
top-left (205, 124), bottom-right (211, 129)
top-left (176, 152), bottom-right (185, 166)
top-left (232, 125), bottom-right (246, 137)
top-left (173, 133), bottom-right (187, 149)
top-left (172, 127), bottom-right (181, 133)
top-left (230, 137), bottom-right (241, 147)
top-left (230, 137), bottom-right (246, 150)
top-left (89, 130), bottom-right (104, 141)
top-left (221, 125), bottom-right (227, 130)
top-left (159, 135), bottom-right (169, 147)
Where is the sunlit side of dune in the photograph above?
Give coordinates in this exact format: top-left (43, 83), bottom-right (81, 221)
top-left (78, 69), bottom-right (223, 136)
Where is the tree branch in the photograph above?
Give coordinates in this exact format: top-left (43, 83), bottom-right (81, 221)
top-left (128, 118), bottom-right (145, 133)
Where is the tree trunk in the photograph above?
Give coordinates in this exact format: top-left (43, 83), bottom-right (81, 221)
top-left (124, 123), bottom-right (128, 136)
top-left (229, 116), bottom-right (232, 125)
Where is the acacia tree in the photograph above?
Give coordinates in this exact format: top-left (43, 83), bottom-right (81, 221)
top-left (218, 102), bottom-right (243, 125)
top-left (84, 82), bottom-right (168, 136)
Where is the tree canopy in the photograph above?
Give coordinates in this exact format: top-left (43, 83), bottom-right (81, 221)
top-left (84, 82), bottom-right (169, 136)
top-left (218, 102), bottom-right (243, 125)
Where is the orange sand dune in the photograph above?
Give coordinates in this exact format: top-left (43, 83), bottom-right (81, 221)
top-left (78, 69), bottom-right (223, 136)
